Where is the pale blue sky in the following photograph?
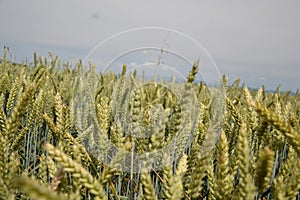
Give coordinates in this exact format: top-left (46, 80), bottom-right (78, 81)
top-left (0, 0), bottom-right (299, 91)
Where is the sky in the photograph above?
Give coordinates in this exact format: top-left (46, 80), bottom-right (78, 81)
top-left (0, 0), bottom-right (299, 91)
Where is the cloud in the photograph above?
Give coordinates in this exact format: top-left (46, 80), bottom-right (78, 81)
top-left (91, 13), bottom-right (100, 20)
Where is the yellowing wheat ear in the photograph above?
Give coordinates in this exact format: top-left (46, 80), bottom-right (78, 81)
top-left (255, 146), bottom-right (275, 196)
top-left (215, 131), bottom-right (232, 199)
top-left (141, 172), bottom-right (158, 200)
top-left (16, 176), bottom-right (68, 200)
top-left (236, 123), bottom-right (255, 200)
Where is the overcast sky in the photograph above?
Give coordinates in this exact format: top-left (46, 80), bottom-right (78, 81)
top-left (0, 0), bottom-right (299, 91)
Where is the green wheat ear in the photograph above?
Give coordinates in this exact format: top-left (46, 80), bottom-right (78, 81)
top-left (186, 60), bottom-right (199, 84)
top-left (250, 101), bottom-right (300, 154)
top-left (0, 94), bottom-right (7, 133)
top-left (6, 83), bottom-right (36, 143)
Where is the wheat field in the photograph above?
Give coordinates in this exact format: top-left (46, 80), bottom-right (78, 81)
top-left (0, 51), bottom-right (299, 200)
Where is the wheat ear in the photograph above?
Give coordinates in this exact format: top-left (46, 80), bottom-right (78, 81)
top-left (45, 143), bottom-right (107, 200)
